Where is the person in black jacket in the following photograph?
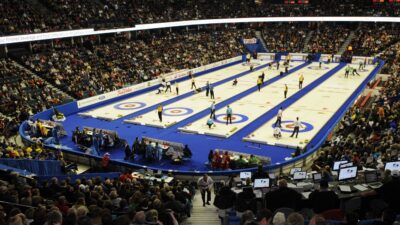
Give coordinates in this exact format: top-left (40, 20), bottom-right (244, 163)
top-left (252, 165), bottom-right (269, 182)
top-left (236, 186), bottom-right (257, 213)
top-left (124, 141), bottom-right (131, 160)
top-left (264, 179), bottom-right (302, 212)
top-left (183, 145), bottom-right (192, 158)
top-left (132, 137), bottom-right (140, 159)
top-left (214, 182), bottom-right (236, 210)
top-left (308, 180), bottom-right (339, 213)
top-left (364, 171), bottom-right (400, 213)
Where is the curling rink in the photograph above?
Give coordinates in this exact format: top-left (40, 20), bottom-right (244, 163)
top-left (125, 61), bottom-right (303, 128)
top-left (243, 63), bottom-right (377, 149)
top-left (78, 61), bottom-right (270, 120)
top-left (178, 62), bottom-right (340, 137)
top-left (26, 55), bottom-right (382, 173)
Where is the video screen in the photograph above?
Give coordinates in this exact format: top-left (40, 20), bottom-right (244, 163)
top-left (312, 173), bottom-right (322, 182)
top-left (339, 162), bottom-right (353, 168)
top-left (333, 160), bottom-right (348, 170)
top-left (338, 166), bottom-right (358, 181)
top-left (364, 171), bottom-right (378, 183)
top-left (384, 161), bottom-right (400, 171)
top-left (254, 179), bottom-right (270, 188)
top-left (293, 171), bottom-right (307, 180)
top-left (240, 172), bottom-right (252, 179)
top-left (290, 168), bottom-right (302, 175)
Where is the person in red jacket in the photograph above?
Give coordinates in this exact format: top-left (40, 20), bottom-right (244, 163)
top-left (101, 152), bottom-right (110, 171)
top-left (212, 151), bottom-right (221, 169)
top-left (221, 151), bottom-right (231, 170)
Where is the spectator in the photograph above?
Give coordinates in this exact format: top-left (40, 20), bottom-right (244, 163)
top-left (308, 180), bottom-right (339, 213)
top-left (264, 179), bottom-right (302, 212)
top-left (256, 208), bottom-right (273, 225)
top-left (287, 213), bottom-right (304, 225)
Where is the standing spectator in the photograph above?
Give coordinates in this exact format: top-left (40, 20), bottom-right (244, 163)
top-left (198, 174), bottom-right (214, 207)
top-left (124, 141), bottom-right (131, 160)
top-left (101, 152), bottom-right (110, 171)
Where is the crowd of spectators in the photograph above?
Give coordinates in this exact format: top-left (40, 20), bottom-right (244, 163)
top-left (313, 68), bottom-right (400, 174)
top-left (0, 0), bottom-right (53, 35)
top-left (379, 42), bottom-right (400, 75)
top-left (0, 139), bottom-right (60, 160)
top-left (263, 23), bottom-right (308, 53)
top-left (305, 25), bottom-right (351, 54)
top-left (0, 170), bottom-right (195, 225)
top-left (22, 29), bottom-right (246, 99)
top-left (350, 25), bottom-right (400, 56)
top-left (0, 58), bottom-right (72, 119)
top-left (1, 0), bottom-right (400, 35)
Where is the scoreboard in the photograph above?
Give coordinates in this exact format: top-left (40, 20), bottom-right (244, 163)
top-left (283, 0), bottom-right (309, 4)
top-left (372, 0), bottom-right (400, 2)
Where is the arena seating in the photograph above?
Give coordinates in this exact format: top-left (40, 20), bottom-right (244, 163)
top-left (305, 25), bottom-right (352, 54)
top-left (22, 29), bottom-right (247, 99)
top-left (2, 1), bottom-right (400, 225)
top-left (349, 25), bottom-right (400, 56)
top-left (0, 1), bottom-right (399, 35)
top-left (262, 23), bottom-right (308, 53)
top-left (0, 59), bottom-right (73, 118)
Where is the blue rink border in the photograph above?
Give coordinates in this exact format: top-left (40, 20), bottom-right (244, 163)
top-left (19, 60), bottom-right (384, 175)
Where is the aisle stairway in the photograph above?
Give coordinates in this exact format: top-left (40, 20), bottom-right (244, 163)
top-left (302, 31), bottom-right (314, 52)
top-left (337, 31), bottom-right (356, 55)
top-left (255, 31), bottom-right (268, 52)
top-left (183, 190), bottom-right (220, 225)
top-left (12, 61), bottom-right (75, 101)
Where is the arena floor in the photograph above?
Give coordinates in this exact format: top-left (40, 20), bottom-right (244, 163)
top-left (56, 59), bottom-right (380, 173)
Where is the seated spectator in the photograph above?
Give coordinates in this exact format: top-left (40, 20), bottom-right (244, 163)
top-left (256, 208), bottom-right (273, 225)
top-left (273, 212), bottom-right (286, 225)
top-left (241, 210), bottom-right (256, 225)
top-left (165, 147), bottom-right (183, 162)
top-left (264, 179), bottom-right (302, 212)
top-left (182, 145), bottom-right (192, 158)
top-left (372, 208), bottom-right (397, 225)
top-left (287, 213), bottom-right (304, 225)
top-left (214, 181), bottom-right (236, 220)
top-left (236, 187), bottom-right (256, 213)
top-left (308, 180), bottom-right (339, 214)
